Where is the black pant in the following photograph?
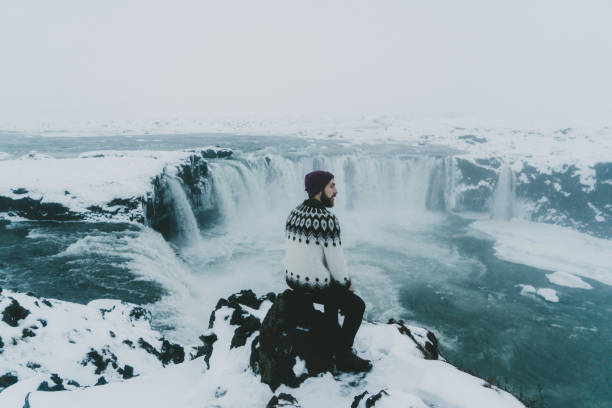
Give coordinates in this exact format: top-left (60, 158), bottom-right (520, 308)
top-left (311, 287), bottom-right (366, 351)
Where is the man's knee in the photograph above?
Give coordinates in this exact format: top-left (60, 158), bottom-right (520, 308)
top-left (347, 292), bottom-right (365, 316)
top-left (355, 294), bottom-right (366, 315)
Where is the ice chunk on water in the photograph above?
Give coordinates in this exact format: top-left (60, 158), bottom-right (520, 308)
top-left (546, 271), bottom-right (592, 289)
top-left (536, 288), bottom-right (559, 303)
top-left (472, 219), bottom-right (612, 286)
top-left (518, 285), bottom-right (559, 302)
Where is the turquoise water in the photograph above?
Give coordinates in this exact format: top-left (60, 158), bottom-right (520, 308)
top-left (363, 215), bottom-right (611, 408)
top-left (0, 220), bottom-right (164, 304)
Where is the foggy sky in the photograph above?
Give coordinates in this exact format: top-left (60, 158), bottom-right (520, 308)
top-left (1, 0), bottom-right (611, 126)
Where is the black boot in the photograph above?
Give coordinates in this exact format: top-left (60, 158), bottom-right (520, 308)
top-left (335, 349), bottom-right (372, 373)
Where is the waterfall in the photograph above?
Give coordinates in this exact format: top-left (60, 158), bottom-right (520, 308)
top-left (425, 157), bottom-right (458, 212)
top-left (490, 164), bottom-right (516, 220)
top-left (203, 154), bottom-right (454, 221)
top-left (145, 152), bottom-right (464, 242)
top-left (165, 177), bottom-right (201, 244)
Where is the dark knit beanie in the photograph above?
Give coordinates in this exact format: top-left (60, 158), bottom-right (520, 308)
top-left (304, 170), bottom-right (334, 197)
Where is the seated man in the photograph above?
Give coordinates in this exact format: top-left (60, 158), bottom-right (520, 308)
top-left (283, 170), bottom-right (372, 372)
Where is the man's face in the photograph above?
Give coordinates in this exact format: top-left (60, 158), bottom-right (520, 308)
top-left (321, 178), bottom-right (337, 207)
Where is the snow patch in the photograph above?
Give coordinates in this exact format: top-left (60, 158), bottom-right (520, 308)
top-left (0, 289), bottom-right (177, 391)
top-left (292, 357), bottom-right (308, 377)
top-left (471, 219), bottom-right (612, 286)
top-left (546, 271), bottom-right (593, 289)
top-left (0, 150), bottom-right (192, 217)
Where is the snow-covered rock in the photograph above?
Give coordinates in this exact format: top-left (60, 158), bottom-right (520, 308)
top-left (0, 147), bottom-right (231, 226)
top-left (0, 289), bottom-right (527, 408)
top-left (0, 288), bottom-right (185, 394)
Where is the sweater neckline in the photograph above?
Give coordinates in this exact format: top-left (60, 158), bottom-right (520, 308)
top-left (303, 198), bottom-right (326, 209)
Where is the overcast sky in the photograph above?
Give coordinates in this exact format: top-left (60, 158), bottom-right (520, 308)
top-left (1, 0), bottom-right (611, 125)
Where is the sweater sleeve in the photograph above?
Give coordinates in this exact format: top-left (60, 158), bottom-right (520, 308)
top-left (323, 214), bottom-right (351, 288)
top-left (323, 244), bottom-right (351, 288)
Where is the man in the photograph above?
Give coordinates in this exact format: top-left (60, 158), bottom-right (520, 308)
top-left (284, 170), bottom-right (372, 372)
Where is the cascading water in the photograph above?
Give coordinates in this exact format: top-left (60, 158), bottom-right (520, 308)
top-left (490, 164), bottom-right (516, 220)
top-left (201, 154), bottom-right (456, 229)
top-left (164, 176), bottom-right (201, 244)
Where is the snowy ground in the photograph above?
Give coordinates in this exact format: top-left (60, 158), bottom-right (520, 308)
top-left (0, 289), bottom-right (183, 393)
top-left (0, 151), bottom-right (183, 213)
top-left (0, 148), bottom-right (227, 221)
top-left (0, 289), bottom-right (526, 408)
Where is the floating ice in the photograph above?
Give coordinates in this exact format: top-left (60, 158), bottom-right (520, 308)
top-left (471, 219), bottom-right (612, 286)
top-left (546, 271), bottom-right (592, 290)
top-left (536, 288), bottom-right (559, 303)
top-left (518, 285), bottom-right (559, 303)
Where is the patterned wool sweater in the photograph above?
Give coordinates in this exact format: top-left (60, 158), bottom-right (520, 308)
top-left (284, 198), bottom-right (351, 292)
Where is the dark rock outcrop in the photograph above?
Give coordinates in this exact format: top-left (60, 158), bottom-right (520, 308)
top-left (230, 313), bottom-right (261, 349)
top-left (138, 338), bottom-right (185, 366)
top-left (0, 196), bottom-right (82, 222)
top-left (0, 372), bottom-right (18, 391)
top-left (191, 333), bottom-right (217, 369)
top-left (209, 289), bottom-right (275, 350)
top-left (22, 327), bottom-right (36, 338)
top-left (81, 348), bottom-right (118, 375)
top-left (266, 392), bottom-right (300, 407)
top-left (351, 390), bottom-right (390, 408)
top-left (249, 290), bottom-right (339, 390)
top-left (37, 374), bottom-right (66, 392)
top-left (159, 340), bottom-right (185, 365)
top-left (2, 299), bottom-right (31, 327)
top-left (129, 306), bottom-right (151, 322)
top-left (118, 364), bottom-right (134, 379)
top-left (86, 197), bottom-right (143, 222)
top-left (200, 147), bottom-right (233, 159)
top-left (388, 318), bottom-right (439, 360)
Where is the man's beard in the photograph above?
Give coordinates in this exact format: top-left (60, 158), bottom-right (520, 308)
top-left (321, 191), bottom-right (335, 207)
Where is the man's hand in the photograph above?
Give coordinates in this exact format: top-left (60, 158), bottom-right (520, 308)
top-left (348, 283), bottom-right (355, 292)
